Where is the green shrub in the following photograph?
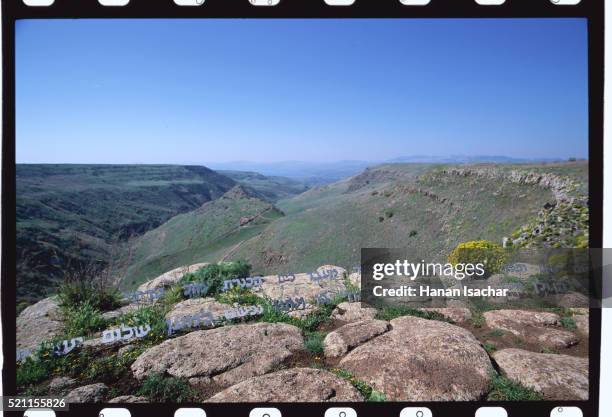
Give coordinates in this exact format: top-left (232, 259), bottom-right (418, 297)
top-left (259, 294), bottom-right (346, 332)
top-left (84, 354), bottom-right (134, 383)
top-left (470, 311), bottom-right (486, 328)
top-left (62, 301), bottom-right (108, 337)
top-left (384, 209), bottom-right (394, 219)
top-left (137, 373), bottom-right (196, 403)
top-left (332, 369), bottom-right (386, 402)
top-left (448, 240), bottom-right (508, 278)
top-left (159, 285), bottom-right (185, 307)
top-left (483, 342), bottom-right (497, 355)
top-left (487, 373), bottom-right (543, 401)
top-left (17, 301), bottom-right (30, 316)
top-left (304, 331), bottom-right (326, 355)
top-left (178, 261), bottom-right (251, 295)
top-left (57, 282), bottom-right (122, 312)
top-left (375, 305), bottom-right (450, 323)
top-left (115, 306), bottom-right (168, 343)
top-left (16, 342), bottom-right (94, 388)
top-left (560, 316), bottom-right (577, 330)
top-left (16, 357), bottom-right (50, 387)
top-left (216, 287), bottom-right (264, 306)
top-left (409, 230), bottom-right (418, 237)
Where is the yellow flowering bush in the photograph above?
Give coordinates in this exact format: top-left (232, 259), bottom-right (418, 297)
top-left (448, 240), bottom-right (508, 278)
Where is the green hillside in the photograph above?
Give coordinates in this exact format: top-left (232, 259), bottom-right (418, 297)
top-left (118, 185), bottom-right (285, 289)
top-left (218, 170), bottom-right (309, 202)
top-left (227, 162), bottom-right (589, 275)
top-left (118, 162), bottom-right (588, 284)
top-left (17, 164), bottom-right (236, 303)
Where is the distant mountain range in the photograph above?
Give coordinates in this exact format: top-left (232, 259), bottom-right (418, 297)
top-left (206, 155), bottom-right (575, 185)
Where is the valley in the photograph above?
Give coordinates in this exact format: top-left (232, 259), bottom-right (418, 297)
top-left (16, 161), bottom-right (589, 302)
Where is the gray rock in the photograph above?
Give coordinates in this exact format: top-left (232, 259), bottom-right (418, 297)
top-left (493, 348), bottom-right (588, 400)
top-left (64, 383), bottom-right (108, 403)
top-left (574, 314), bottom-right (589, 336)
top-left (17, 297), bottom-right (64, 353)
top-left (108, 395), bottom-right (148, 403)
top-left (137, 263), bottom-right (209, 292)
top-left (48, 376), bottom-right (76, 393)
top-left (131, 323), bottom-right (303, 387)
top-left (331, 302), bottom-right (377, 323)
top-left (324, 320), bottom-right (390, 358)
top-left (483, 309), bottom-right (578, 349)
top-left (348, 272), bottom-right (361, 289)
top-left (254, 265), bottom-right (348, 302)
top-left (338, 316), bottom-right (493, 401)
top-left (206, 368), bottom-right (363, 402)
top-left (165, 298), bottom-right (228, 325)
top-left (418, 307), bottom-right (472, 323)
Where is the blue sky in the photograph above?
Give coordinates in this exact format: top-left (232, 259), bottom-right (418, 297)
top-left (16, 18), bottom-right (588, 164)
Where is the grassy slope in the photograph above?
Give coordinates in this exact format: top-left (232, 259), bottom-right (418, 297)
top-left (119, 186), bottom-right (284, 289)
top-left (217, 170), bottom-right (309, 202)
top-left (115, 161), bottom-right (588, 287)
top-left (227, 163), bottom-right (587, 275)
top-left (17, 164), bottom-right (236, 302)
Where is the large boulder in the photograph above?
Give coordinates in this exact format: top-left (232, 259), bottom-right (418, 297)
top-left (17, 297), bottom-right (64, 353)
top-left (331, 302), bottom-right (377, 323)
top-left (483, 309), bottom-right (578, 349)
top-left (165, 298), bottom-right (229, 325)
top-left (48, 376), bottom-right (76, 394)
top-left (338, 316), bottom-right (493, 401)
top-left (64, 383), bottom-right (108, 403)
top-left (108, 395), bottom-right (148, 403)
top-left (493, 349), bottom-right (588, 400)
top-left (255, 265), bottom-right (348, 302)
top-left (324, 320), bottom-right (390, 358)
top-left (206, 368), bottom-right (363, 402)
top-left (137, 263), bottom-right (209, 292)
top-left (131, 323), bottom-right (303, 387)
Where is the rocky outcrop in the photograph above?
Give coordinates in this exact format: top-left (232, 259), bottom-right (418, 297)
top-left (483, 310), bottom-right (579, 349)
top-left (330, 302), bottom-right (377, 323)
top-left (339, 316), bottom-right (493, 401)
top-left (17, 297), bottom-right (64, 352)
top-left (108, 395), bottom-right (148, 403)
top-left (64, 383), bottom-right (108, 403)
top-left (131, 323), bottom-right (304, 387)
top-left (137, 263), bottom-right (209, 292)
top-left (324, 320), bottom-right (390, 358)
top-left (48, 377), bottom-right (76, 393)
top-left (165, 298), bottom-right (229, 324)
top-left (207, 368), bottom-right (364, 402)
top-left (418, 307), bottom-right (472, 323)
top-left (493, 349), bottom-right (588, 400)
top-left (442, 168), bottom-right (580, 204)
top-left (254, 265), bottom-right (348, 304)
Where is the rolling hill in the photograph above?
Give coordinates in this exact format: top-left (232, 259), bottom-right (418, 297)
top-left (16, 164), bottom-right (236, 303)
top-left (117, 185), bottom-right (285, 288)
top-left (117, 161), bottom-right (589, 286)
top-left (217, 170), bottom-right (309, 202)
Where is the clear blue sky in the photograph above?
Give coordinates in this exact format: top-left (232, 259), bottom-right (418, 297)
top-left (16, 18), bottom-right (588, 164)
